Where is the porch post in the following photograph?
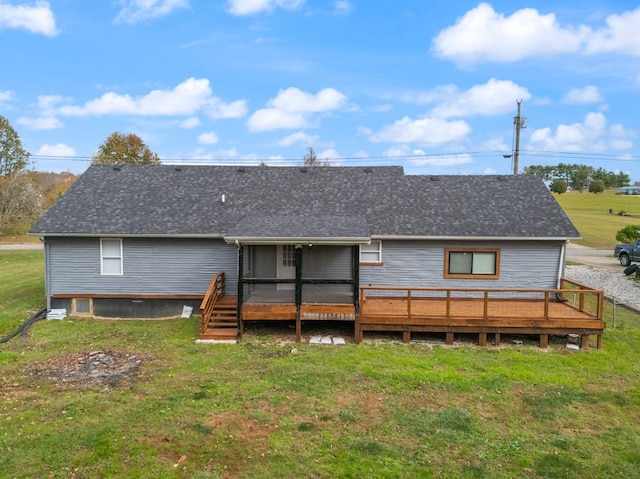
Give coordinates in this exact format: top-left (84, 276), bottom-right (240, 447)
top-left (352, 245), bottom-right (360, 314)
top-left (237, 243), bottom-right (244, 339)
top-left (295, 245), bottom-right (303, 342)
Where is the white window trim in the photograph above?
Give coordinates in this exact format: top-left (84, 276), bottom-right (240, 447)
top-left (360, 240), bottom-right (382, 264)
top-left (100, 238), bottom-right (123, 276)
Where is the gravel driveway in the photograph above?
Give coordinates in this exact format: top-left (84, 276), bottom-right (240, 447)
top-left (565, 243), bottom-right (640, 311)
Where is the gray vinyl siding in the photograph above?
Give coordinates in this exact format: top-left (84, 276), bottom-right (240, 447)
top-left (45, 237), bottom-right (237, 296)
top-left (360, 240), bottom-right (563, 290)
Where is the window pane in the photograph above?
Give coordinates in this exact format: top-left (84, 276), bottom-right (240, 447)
top-left (361, 242), bottom-right (381, 262)
top-left (449, 252), bottom-right (472, 274)
top-left (102, 239), bottom-right (121, 257)
top-left (103, 257), bottom-right (122, 275)
top-left (361, 251), bottom-right (379, 262)
top-left (472, 253), bottom-right (496, 274)
top-left (75, 299), bottom-right (91, 313)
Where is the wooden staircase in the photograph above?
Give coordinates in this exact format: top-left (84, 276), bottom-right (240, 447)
top-left (199, 273), bottom-right (239, 342)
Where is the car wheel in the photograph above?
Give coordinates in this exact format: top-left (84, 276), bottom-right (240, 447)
top-left (624, 264), bottom-right (639, 275)
top-left (619, 254), bottom-right (631, 266)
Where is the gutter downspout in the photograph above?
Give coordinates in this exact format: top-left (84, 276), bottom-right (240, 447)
top-left (557, 241), bottom-right (567, 289)
top-left (43, 238), bottom-right (51, 310)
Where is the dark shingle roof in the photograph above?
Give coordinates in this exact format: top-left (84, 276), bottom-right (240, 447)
top-left (30, 164), bottom-right (580, 240)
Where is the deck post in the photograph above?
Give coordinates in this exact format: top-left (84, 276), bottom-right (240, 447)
top-left (352, 245), bottom-right (360, 315)
top-left (295, 246), bottom-right (303, 342)
top-left (478, 333), bottom-right (487, 346)
top-left (446, 332), bottom-right (454, 345)
top-left (483, 291), bottom-right (488, 319)
top-left (580, 335), bottom-right (590, 350)
top-left (494, 333), bottom-right (501, 346)
top-left (544, 292), bottom-right (549, 320)
top-left (237, 244), bottom-right (244, 339)
top-left (539, 334), bottom-right (549, 348)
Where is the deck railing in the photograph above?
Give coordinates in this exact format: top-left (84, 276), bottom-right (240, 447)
top-left (359, 279), bottom-right (604, 322)
top-left (200, 272), bottom-right (225, 334)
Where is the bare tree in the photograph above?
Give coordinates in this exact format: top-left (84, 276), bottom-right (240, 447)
top-left (303, 147), bottom-right (331, 167)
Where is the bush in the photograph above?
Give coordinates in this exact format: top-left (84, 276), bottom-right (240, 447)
top-left (616, 224), bottom-right (640, 244)
top-left (550, 179), bottom-right (568, 194)
top-left (589, 179), bottom-right (605, 194)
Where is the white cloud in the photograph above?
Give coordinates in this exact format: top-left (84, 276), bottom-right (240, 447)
top-left (197, 132), bottom-right (219, 145)
top-left (248, 87), bottom-right (347, 132)
top-left (179, 117), bottom-right (200, 129)
top-left (227, 0), bottom-right (304, 16)
top-left (203, 98), bottom-right (248, 120)
top-left (586, 7), bottom-right (640, 56)
top-left (529, 112), bottom-right (634, 152)
top-left (430, 79), bottom-right (531, 118)
top-left (562, 86), bottom-right (603, 105)
top-left (276, 131), bottom-right (319, 147)
top-left (0, 89), bottom-right (14, 105)
top-left (432, 3), bottom-right (640, 64)
top-left (432, 3), bottom-right (586, 63)
top-left (36, 143), bottom-right (76, 157)
top-left (55, 78), bottom-right (247, 119)
top-left (16, 116), bottom-right (62, 129)
top-left (115, 0), bottom-right (189, 24)
top-left (334, 1), bottom-right (352, 15)
top-left (0, 1), bottom-right (58, 36)
top-left (409, 153), bottom-right (474, 167)
top-left (369, 116), bottom-right (471, 146)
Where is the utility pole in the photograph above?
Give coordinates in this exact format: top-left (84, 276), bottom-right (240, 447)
top-left (513, 100), bottom-right (527, 175)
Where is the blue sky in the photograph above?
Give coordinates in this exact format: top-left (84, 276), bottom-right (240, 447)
top-left (1, 1), bottom-right (639, 178)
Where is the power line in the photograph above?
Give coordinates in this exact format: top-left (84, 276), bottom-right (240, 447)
top-left (28, 150), bottom-right (640, 166)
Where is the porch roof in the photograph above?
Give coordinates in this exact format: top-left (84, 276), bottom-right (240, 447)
top-left (224, 215), bottom-right (371, 244)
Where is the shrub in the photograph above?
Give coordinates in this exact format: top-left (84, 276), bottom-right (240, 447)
top-left (550, 179), bottom-right (568, 194)
top-left (616, 224), bottom-right (640, 244)
top-left (589, 179), bottom-right (605, 194)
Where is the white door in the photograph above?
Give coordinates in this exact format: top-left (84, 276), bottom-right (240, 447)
top-left (276, 245), bottom-right (296, 291)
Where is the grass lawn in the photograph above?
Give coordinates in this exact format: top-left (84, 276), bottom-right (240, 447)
top-left (554, 190), bottom-right (640, 249)
top-left (2, 250), bottom-right (640, 478)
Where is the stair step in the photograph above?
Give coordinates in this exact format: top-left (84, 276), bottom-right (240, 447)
top-left (200, 327), bottom-right (238, 340)
top-left (208, 322), bottom-right (237, 328)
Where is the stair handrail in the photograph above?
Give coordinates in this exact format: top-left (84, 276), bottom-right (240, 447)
top-left (200, 272), bottom-right (225, 334)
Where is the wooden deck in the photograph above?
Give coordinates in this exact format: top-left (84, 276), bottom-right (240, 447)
top-left (200, 273), bottom-right (605, 348)
top-left (357, 279), bottom-right (605, 348)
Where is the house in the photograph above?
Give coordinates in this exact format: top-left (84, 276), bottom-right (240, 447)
top-left (29, 164), bottom-right (605, 347)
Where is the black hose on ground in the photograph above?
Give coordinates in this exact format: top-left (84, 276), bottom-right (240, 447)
top-left (0, 308), bottom-right (47, 344)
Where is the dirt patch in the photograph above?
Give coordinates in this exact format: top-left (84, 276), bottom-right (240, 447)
top-left (29, 350), bottom-right (143, 388)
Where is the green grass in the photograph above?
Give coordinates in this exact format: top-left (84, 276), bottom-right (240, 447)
top-left (554, 190), bottom-right (640, 248)
top-left (2, 250), bottom-right (640, 478)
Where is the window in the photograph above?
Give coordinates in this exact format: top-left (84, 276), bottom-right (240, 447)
top-left (360, 241), bottom-right (382, 264)
top-left (444, 248), bottom-right (499, 279)
top-left (101, 238), bottom-right (123, 275)
top-left (72, 298), bottom-right (93, 316)
top-left (282, 244), bottom-right (295, 267)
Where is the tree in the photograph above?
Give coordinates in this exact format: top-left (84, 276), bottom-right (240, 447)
top-left (550, 179), bottom-right (568, 194)
top-left (0, 115), bottom-right (30, 176)
top-left (0, 173), bottom-right (42, 235)
top-left (303, 147), bottom-right (330, 167)
top-left (588, 179), bottom-right (605, 194)
top-left (92, 132), bottom-right (161, 165)
top-left (616, 224), bottom-right (640, 244)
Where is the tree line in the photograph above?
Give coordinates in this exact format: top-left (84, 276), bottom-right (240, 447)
top-left (524, 163), bottom-right (630, 193)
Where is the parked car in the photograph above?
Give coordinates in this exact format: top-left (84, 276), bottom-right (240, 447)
top-left (614, 239), bottom-right (640, 266)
